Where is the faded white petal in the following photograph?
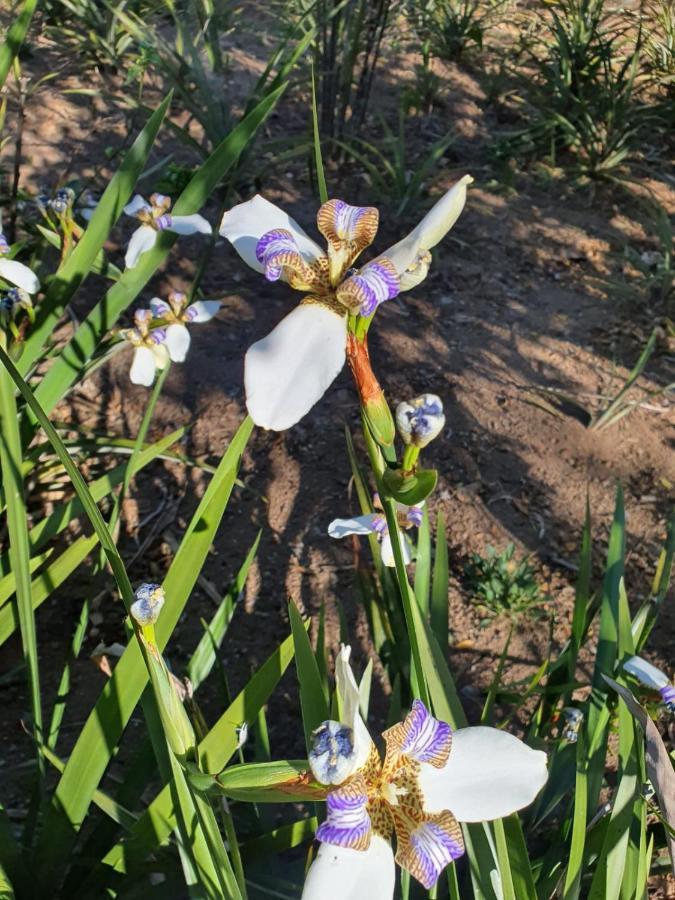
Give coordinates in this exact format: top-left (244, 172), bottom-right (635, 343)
top-left (244, 302), bottom-right (346, 430)
top-left (152, 343), bottom-right (170, 371)
top-left (623, 656), bottom-right (670, 691)
top-left (419, 726), bottom-right (547, 823)
top-left (169, 214), bottom-right (212, 236)
top-left (188, 300), bottom-right (221, 322)
top-left (379, 175), bottom-right (472, 287)
top-left (328, 514), bottom-right (382, 539)
top-left (336, 645), bottom-right (373, 771)
top-left (219, 195), bottom-right (324, 274)
top-left (129, 346), bottom-right (157, 386)
top-left (165, 323), bottom-right (191, 362)
top-left (0, 259), bottom-right (40, 294)
top-left (124, 194), bottom-right (150, 217)
top-left (301, 835), bottom-right (395, 900)
top-left (125, 225), bottom-right (157, 269)
top-left (380, 531), bottom-right (412, 567)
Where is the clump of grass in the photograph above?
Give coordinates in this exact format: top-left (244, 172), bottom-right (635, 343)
top-left (465, 543), bottom-right (547, 623)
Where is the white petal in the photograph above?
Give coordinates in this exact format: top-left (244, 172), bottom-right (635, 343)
top-left (169, 214), bottom-right (212, 236)
top-left (152, 343), bottom-right (170, 370)
top-left (380, 175), bottom-right (473, 277)
top-left (623, 656), bottom-right (669, 690)
top-left (301, 835), bottom-right (395, 900)
top-left (125, 225), bottom-right (156, 269)
top-left (419, 726), bottom-right (548, 823)
top-left (244, 302), bottom-right (346, 430)
top-left (380, 532), bottom-right (412, 567)
top-left (219, 195), bottom-right (324, 273)
top-left (0, 259), bottom-right (40, 293)
top-left (123, 194), bottom-right (150, 217)
top-left (188, 300), bottom-right (221, 322)
top-left (129, 346), bottom-right (157, 386)
top-left (336, 646), bottom-right (373, 771)
top-left (328, 514), bottom-right (381, 539)
top-left (165, 323), bottom-right (191, 362)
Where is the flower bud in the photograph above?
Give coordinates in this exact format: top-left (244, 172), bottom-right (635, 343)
top-left (396, 394), bottom-right (446, 448)
top-left (309, 720), bottom-right (357, 785)
top-left (346, 333), bottom-right (395, 446)
top-left (131, 582), bottom-right (165, 626)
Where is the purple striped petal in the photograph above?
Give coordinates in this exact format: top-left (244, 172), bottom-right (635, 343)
top-left (406, 506), bottom-right (424, 528)
top-left (396, 813), bottom-right (464, 889)
top-left (0, 234), bottom-right (9, 255)
top-left (660, 684), bottom-right (675, 712)
top-left (336, 258), bottom-right (399, 316)
top-left (316, 780), bottom-right (372, 851)
top-left (155, 213), bottom-right (172, 231)
top-left (383, 700), bottom-right (452, 768)
top-left (255, 227), bottom-right (319, 287)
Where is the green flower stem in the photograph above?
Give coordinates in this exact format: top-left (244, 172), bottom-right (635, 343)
top-left (361, 411), bottom-right (430, 706)
top-left (402, 444), bottom-right (419, 473)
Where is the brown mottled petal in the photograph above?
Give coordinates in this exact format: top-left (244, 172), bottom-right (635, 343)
top-left (317, 200), bottom-right (379, 285)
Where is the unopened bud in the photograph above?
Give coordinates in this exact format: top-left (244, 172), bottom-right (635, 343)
top-left (396, 394), bottom-right (445, 448)
top-left (131, 582), bottom-right (165, 626)
top-left (346, 333), bottom-right (395, 446)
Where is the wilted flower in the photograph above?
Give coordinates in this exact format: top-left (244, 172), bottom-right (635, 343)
top-left (124, 193), bottom-right (211, 269)
top-left (623, 656), bottom-right (675, 712)
top-left (149, 291), bottom-right (220, 362)
top-left (561, 707), bottom-right (583, 743)
top-left (121, 309), bottom-right (169, 387)
top-left (0, 287), bottom-right (33, 321)
top-left (396, 393), bottom-right (446, 448)
top-left (328, 498), bottom-right (424, 566)
top-left (219, 176), bottom-right (472, 431)
top-left (0, 227), bottom-right (40, 295)
top-left (302, 646), bottom-right (548, 897)
top-left (130, 582), bottom-right (166, 626)
top-left (49, 187), bottom-right (76, 216)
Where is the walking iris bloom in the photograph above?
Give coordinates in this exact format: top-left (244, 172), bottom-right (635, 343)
top-left (0, 227), bottom-right (40, 295)
top-left (219, 176), bottom-right (472, 431)
top-left (328, 499), bottom-right (423, 566)
top-left (149, 291), bottom-right (221, 362)
top-left (122, 309), bottom-right (169, 386)
top-left (124, 194), bottom-right (211, 269)
top-left (302, 646), bottom-right (548, 898)
top-left (623, 656), bottom-right (675, 712)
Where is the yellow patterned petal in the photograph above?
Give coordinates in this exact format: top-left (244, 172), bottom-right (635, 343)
top-left (394, 810), bottom-right (464, 889)
top-left (317, 200), bottom-right (379, 285)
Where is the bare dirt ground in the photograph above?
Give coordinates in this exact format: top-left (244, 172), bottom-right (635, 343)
top-left (1, 8), bottom-right (674, 872)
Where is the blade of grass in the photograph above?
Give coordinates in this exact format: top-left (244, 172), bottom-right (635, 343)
top-left (32, 415), bottom-right (252, 890)
top-left (0, 0), bottom-right (39, 91)
top-left (431, 509), bottom-right (449, 648)
top-left (0, 351), bottom-right (43, 787)
top-left (311, 64), bottom-right (328, 204)
top-left (288, 600), bottom-right (329, 748)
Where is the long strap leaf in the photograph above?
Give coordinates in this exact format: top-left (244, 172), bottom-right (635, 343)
top-left (0, 0), bottom-right (39, 91)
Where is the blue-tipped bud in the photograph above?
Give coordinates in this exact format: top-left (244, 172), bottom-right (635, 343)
top-left (396, 393), bottom-right (446, 448)
top-left (131, 582), bottom-right (165, 626)
top-left (309, 720), bottom-right (356, 785)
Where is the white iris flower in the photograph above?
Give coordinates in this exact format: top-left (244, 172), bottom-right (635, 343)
top-left (302, 646), bottom-right (548, 898)
top-left (149, 291), bottom-right (221, 362)
top-left (219, 176), bottom-right (472, 431)
top-left (0, 226), bottom-right (40, 295)
top-left (124, 194), bottom-right (212, 269)
top-left (328, 499), bottom-right (424, 566)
